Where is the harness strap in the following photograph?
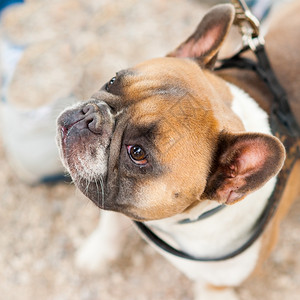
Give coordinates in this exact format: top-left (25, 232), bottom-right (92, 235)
top-left (216, 45), bottom-right (300, 137)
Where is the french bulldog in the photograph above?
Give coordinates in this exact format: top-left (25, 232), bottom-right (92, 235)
top-left (56, 3), bottom-right (300, 299)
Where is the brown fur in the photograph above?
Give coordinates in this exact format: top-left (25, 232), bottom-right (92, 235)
top-left (251, 160), bottom-right (300, 277)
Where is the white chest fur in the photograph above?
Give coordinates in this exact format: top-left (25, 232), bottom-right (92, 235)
top-left (144, 83), bottom-right (276, 286)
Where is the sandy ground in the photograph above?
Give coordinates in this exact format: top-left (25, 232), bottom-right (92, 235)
top-left (1, 0), bottom-right (300, 299)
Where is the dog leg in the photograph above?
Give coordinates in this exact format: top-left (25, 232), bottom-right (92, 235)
top-left (75, 210), bottom-right (131, 272)
top-left (194, 282), bottom-right (239, 300)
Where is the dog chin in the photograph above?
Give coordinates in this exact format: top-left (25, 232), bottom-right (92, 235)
top-left (75, 175), bottom-right (107, 209)
top-left (56, 128), bottom-right (110, 207)
top-left (74, 175), bottom-right (148, 221)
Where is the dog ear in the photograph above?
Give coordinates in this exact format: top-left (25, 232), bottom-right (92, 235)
top-left (203, 132), bottom-right (286, 204)
top-left (167, 4), bottom-right (235, 69)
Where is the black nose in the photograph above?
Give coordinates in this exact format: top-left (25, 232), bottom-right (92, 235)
top-left (82, 103), bottom-right (103, 134)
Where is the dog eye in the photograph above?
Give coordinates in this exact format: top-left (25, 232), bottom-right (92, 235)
top-left (109, 76), bottom-right (116, 85)
top-left (105, 76), bottom-right (116, 92)
top-left (127, 145), bottom-right (148, 165)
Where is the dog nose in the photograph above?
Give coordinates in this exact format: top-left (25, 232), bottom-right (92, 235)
top-left (82, 103), bottom-right (103, 134)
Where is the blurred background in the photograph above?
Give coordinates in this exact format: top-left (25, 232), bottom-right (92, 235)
top-left (0, 0), bottom-right (300, 299)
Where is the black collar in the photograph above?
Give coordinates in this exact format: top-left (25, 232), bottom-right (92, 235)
top-left (134, 43), bottom-right (300, 262)
top-left (177, 204), bottom-right (225, 225)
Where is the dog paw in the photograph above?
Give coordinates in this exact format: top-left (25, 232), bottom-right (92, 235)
top-left (75, 231), bottom-right (119, 273)
top-left (194, 284), bottom-right (239, 300)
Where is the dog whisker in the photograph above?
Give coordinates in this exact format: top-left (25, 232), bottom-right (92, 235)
top-left (94, 178), bottom-right (101, 207)
top-left (85, 177), bottom-right (90, 196)
top-left (99, 176), bottom-right (105, 208)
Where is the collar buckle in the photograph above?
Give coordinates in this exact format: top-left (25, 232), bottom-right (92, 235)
top-left (232, 0), bottom-right (264, 50)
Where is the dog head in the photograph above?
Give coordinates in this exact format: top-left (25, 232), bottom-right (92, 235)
top-left (57, 4), bottom-right (285, 221)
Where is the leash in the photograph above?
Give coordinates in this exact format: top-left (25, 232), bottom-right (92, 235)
top-left (134, 0), bottom-right (300, 261)
top-left (230, 0), bottom-right (299, 137)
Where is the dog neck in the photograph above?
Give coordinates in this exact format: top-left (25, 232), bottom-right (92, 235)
top-left (146, 81), bottom-right (276, 257)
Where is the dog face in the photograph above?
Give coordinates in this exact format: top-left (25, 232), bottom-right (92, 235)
top-left (57, 4), bottom-right (285, 221)
top-left (57, 58), bottom-right (224, 220)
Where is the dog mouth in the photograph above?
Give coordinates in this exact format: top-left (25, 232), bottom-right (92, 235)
top-left (60, 119), bottom-right (82, 155)
top-left (57, 101), bottom-right (116, 202)
top-left (77, 175), bottom-right (107, 209)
